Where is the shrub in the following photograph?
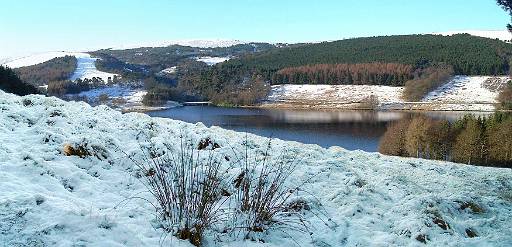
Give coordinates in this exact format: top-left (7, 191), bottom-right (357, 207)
top-left (403, 65), bottom-right (454, 101)
top-left (127, 137), bottom-right (320, 246)
top-left (498, 81), bottom-right (512, 110)
top-left (230, 141), bottom-right (304, 239)
top-left (128, 138), bottom-right (230, 246)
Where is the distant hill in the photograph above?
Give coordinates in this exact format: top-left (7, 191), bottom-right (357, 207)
top-left (432, 30), bottom-right (511, 42)
top-left (219, 34), bottom-right (512, 80)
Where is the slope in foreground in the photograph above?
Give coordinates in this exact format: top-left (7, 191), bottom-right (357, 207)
top-left (0, 91), bottom-right (511, 246)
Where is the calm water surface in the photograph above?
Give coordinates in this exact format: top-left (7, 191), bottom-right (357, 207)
top-left (147, 106), bottom-right (490, 152)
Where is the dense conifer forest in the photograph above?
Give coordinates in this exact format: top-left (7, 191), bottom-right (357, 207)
top-left (0, 66), bottom-right (39, 96)
top-left (221, 34), bottom-right (512, 82)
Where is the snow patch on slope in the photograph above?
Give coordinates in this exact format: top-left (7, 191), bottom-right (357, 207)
top-left (0, 91), bottom-right (511, 246)
top-left (70, 53), bottom-right (117, 82)
top-left (423, 76), bottom-right (509, 111)
top-left (195, 56), bottom-right (231, 65)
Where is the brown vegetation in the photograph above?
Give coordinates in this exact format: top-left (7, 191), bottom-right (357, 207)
top-left (498, 81), bottom-right (512, 110)
top-left (403, 64), bottom-right (454, 102)
top-left (274, 63), bottom-right (414, 86)
top-left (379, 113), bottom-right (512, 167)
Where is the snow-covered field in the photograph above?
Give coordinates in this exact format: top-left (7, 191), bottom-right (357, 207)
top-left (195, 56), bottom-right (231, 66)
top-left (265, 76), bottom-right (510, 111)
top-left (423, 76), bottom-right (509, 111)
top-left (70, 53), bottom-right (118, 82)
top-left (265, 84), bottom-right (404, 109)
top-left (1, 91), bottom-right (511, 246)
top-left (0, 92), bottom-right (512, 247)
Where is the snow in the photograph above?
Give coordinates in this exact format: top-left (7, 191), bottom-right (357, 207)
top-left (66, 85), bottom-right (179, 112)
top-left (432, 30), bottom-right (512, 42)
top-left (423, 76), bottom-right (509, 111)
top-left (112, 39), bottom-right (248, 50)
top-left (1, 90), bottom-right (511, 246)
top-left (1, 51), bottom-right (82, 69)
top-left (1, 52), bottom-right (118, 83)
top-left (158, 66), bottom-right (177, 75)
top-left (266, 76), bottom-right (510, 111)
top-left (195, 56), bottom-right (231, 66)
top-left (265, 84), bottom-right (404, 109)
top-left (69, 53), bottom-right (117, 82)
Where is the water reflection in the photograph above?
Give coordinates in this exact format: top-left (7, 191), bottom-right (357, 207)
top-left (147, 106), bottom-right (492, 152)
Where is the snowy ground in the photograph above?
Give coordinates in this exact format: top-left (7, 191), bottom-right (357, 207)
top-left (265, 84), bottom-right (404, 109)
top-left (423, 76), bottom-right (509, 111)
top-left (1, 91), bottom-right (511, 246)
top-left (264, 76), bottom-right (510, 111)
top-left (69, 53), bottom-right (118, 82)
top-left (195, 56), bottom-right (231, 66)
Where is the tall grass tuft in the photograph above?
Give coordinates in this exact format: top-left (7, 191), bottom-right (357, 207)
top-left (127, 137), bottom-right (230, 246)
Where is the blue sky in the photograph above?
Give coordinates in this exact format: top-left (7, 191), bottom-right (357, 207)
top-left (0, 0), bottom-right (509, 57)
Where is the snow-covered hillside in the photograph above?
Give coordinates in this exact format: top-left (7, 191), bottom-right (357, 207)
top-left (1, 91), bottom-right (511, 246)
top-left (2, 51), bottom-right (82, 69)
top-left (432, 30), bottom-right (512, 42)
top-left (111, 39), bottom-right (248, 50)
top-left (1, 52), bottom-right (117, 82)
top-left (265, 76), bottom-right (510, 111)
top-left (69, 53), bottom-right (117, 82)
top-left (265, 84), bottom-right (403, 109)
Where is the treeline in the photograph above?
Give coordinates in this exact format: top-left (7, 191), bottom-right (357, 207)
top-left (216, 34), bottom-right (511, 84)
top-left (0, 66), bottom-right (39, 96)
top-left (15, 56), bottom-right (77, 86)
top-left (273, 63), bottom-right (414, 86)
top-left (403, 64), bottom-right (454, 101)
top-left (177, 64), bottom-right (270, 106)
top-left (47, 78), bottom-right (105, 96)
top-left (379, 113), bottom-right (512, 168)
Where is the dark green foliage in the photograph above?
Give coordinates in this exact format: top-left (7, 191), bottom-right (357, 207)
top-left (15, 56), bottom-right (77, 86)
top-left (497, 0), bottom-right (512, 32)
top-left (379, 113), bottom-right (512, 168)
top-left (46, 78), bottom-right (102, 96)
top-left (0, 66), bottom-right (39, 96)
top-left (220, 34), bottom-right (512, 83)
top-left (90, 43), bottom-right (277, 80)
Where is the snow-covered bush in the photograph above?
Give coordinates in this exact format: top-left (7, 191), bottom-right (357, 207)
top-left (128, 137), bottom-right (315, 246)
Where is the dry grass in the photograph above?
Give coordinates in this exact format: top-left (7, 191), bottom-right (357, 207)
top-left (126, 136), bottom-right (327, 246)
